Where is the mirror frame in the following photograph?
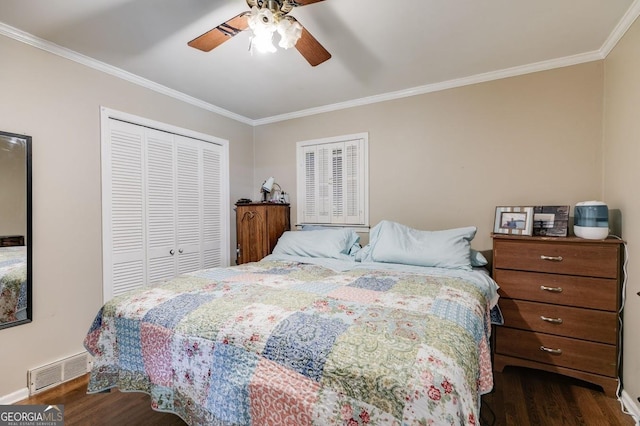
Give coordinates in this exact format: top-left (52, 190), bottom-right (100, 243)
top-left (0, 130), bottom-right (32, 330)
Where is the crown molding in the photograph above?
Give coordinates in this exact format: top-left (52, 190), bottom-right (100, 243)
top-left (0, 22), bottom-right (253, 126)
top-left (253, 50), bottom-right (603, 125)
top-left (600, 0), bottom-right (640, 56)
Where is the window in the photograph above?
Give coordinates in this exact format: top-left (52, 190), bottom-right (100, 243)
top-left (296, 133), bottom-right (368, 228)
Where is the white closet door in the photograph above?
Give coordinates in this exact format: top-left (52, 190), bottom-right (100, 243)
top-left (202, 142), bottom-right (223, 269)
top-left (175, 135), bottom-right (202, 275)
top-left (102, 110), bottom-right (229, 303)
top-left (104, 120), bottom-right (146, 299)
top-left (146, 128), bottom-right (177, 285)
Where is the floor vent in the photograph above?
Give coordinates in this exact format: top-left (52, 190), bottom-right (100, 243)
top-left (28, 352), bottom-right (93, 395)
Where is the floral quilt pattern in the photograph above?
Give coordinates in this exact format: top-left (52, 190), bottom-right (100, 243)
top-left (84, 260), bottom-right (497, 425)
top-left (0, 246), bottom-right (27, 322)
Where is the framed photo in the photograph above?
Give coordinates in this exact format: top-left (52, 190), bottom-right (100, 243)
top-left (494, 206), bottom-right (534, 236)
top-left (533, 205), bottom-right (569, 237)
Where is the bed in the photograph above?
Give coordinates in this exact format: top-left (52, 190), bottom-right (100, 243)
top-left (84, 220), bottom-right (500, 425)
top-left (0, 246), bottom-right (28, 322)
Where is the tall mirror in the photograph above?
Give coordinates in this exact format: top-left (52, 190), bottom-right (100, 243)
top-left (0, 131), bottom-right (32, 329)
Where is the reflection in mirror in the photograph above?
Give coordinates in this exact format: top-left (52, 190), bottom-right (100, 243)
top-left (0, 131), bottom-right (32, 330)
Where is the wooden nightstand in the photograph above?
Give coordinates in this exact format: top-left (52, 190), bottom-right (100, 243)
top-left (492, 234), bottom-right (624, 396)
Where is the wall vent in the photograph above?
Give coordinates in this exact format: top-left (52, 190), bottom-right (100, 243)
top-left (28, 352), bottom-right (93, 395)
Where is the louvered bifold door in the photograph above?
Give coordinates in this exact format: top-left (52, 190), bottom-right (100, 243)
top-left (104, 113), bottom-right (230, 302)
top-left (145, 128), bottom-right (178, 285)
top-left (174, 135), bottom-right (202, 275)
top-left (104, 120), bottom-right (146, 300)
top-left (202, 141), bottom-right (224, 269)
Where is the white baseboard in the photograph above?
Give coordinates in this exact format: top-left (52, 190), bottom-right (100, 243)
top-left (0, 387), bottom-right (29, 404)
top-left (621, 389), bottom-right (640, 425)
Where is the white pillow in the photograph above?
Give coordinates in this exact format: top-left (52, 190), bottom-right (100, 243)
top-left (272, 229), bottom-right (357, 259)
top-left (368, 220), bottom-right (477, 270)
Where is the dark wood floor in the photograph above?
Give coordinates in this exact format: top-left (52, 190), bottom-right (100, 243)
top-left (482, 367), bottom-right (635, 426)
top-left (16, 367), bottom-right (636, 425)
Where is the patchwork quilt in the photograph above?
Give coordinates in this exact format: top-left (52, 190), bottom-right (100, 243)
top-left (84, 260), bottom-right (498, 425)
top-left (0, 246), bottom-right (27, 322)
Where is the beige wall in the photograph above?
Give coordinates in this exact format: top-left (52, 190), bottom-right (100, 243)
top-left (604, 16), bottom-right (640, 411)
top-left (0, 35), bottom-right (254, 397)
top-left (254, 62), bottom-right (605, 251)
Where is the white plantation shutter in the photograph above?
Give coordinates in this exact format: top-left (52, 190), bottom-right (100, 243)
top-left (344, 140), bottom-right (363, 224)
top-left (330, 145), bottom-right (343, 221)
top-left (297, 133), bottom-right (368, 227)
top-left (102, 110), bottom-right (229, 302)
top-left (302, 148), bottom-right (316, 223)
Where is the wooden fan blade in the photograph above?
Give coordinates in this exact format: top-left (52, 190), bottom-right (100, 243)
top-left (295, 27), bottom-right (331, 66)
top-left (292, 0), bottom-right (326, 5)
top-left (188, 12), bottom-right (249, 52)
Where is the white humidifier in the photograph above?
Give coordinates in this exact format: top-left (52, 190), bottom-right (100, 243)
top-left (574, 201), bottom-right (609, 240)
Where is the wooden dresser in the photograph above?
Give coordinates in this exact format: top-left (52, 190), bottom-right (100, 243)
top-left (492, 234), bottom-right (624, 396)
top-left (235, 203), bottom-right (290, 265)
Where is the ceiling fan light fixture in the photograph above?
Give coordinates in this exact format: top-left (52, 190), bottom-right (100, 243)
top-left (248, 6), bottom-right (277, 53)
top-left (277, 17), bottom-right (302, 49)
top-left (247, 4), bottom-right (301, 53)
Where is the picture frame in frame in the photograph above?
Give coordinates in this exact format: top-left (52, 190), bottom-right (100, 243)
top-left (533, 205), bottom-right (570, 237)
top-left (494, 206), bottom-right (534, 236)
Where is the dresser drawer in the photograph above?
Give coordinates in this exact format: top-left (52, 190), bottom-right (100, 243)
top-left (495, 328), bottom-right (617, 377)
top-left (499, 299), bottom-right (618, 344)
top-left (493, 239), bottom-right (619, 278)
top-left (494, 269), bottom-right (618, 311)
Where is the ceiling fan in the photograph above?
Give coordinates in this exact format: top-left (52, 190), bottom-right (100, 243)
top-left (188, 0), bottom-right (331, 66)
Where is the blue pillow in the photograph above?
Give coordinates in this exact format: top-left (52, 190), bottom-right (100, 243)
top-left (368, 220), bottom-right (476, 270)
top-left (301, 225), bottom-right (328, 231)
top-left (470, 249), bottom-right (488, 267)
top-left (272, 229), bottom-right (358, 259)
top-left (300, 225), bottom-right (361, 256)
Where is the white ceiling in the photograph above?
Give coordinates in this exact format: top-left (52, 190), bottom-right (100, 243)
top-left (1, 0), bottom-right (638, 124)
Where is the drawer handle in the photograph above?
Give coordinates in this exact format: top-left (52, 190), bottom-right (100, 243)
top-left (540, 255), bottom-right (563, 262)
top-left (540, 285), bottom-right (563, 293)
top-left (540, 315), bottom-right (563, 324)
top-left (540, 345), bottom-right (562, 355)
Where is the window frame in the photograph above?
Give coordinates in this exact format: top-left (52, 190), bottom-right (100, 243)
top-left (296, 132), bottom-right (369, 230)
